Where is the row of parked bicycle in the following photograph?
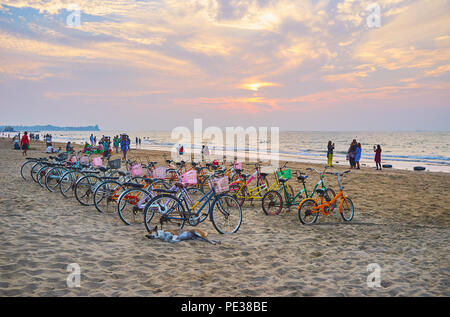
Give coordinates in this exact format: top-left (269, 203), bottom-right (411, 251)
top-left (20, 151), bottom-right (354, 235)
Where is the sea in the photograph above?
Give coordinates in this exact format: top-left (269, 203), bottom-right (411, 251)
top-left (3, 130), bottom-right (450, 173)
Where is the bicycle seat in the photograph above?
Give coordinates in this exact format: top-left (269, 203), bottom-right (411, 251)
top-left (118, 171), bottom-right (126, 177)
top-left (234, 169), bottom-right (242, 174)
top-left (316, 188), bottom-right (326, 195)
top-left (278, 178), bottom-right (289, 183)
top-left (174, 182), bottom-right (188, 188)
top-left (166, 160), bottom-right (172, 164)
top-left (260, 173), bottom-right (268, 177)
top-left (98, 167), bottom-right (110, 172)
top-left (123, 182), bottom-right (145, 189)
top-left (195, 167), bottom-right (203, 172)
top-left (298, 175), bottom-right (308, 182)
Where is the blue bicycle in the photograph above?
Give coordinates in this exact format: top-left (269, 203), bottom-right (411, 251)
top-left (143, 176), bottom-right (243, 235)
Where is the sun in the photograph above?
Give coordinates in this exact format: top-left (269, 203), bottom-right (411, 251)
top-left (241, 82), bottom-right (280, 91)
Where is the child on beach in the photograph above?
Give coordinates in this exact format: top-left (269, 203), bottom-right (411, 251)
top-left (347, 139), bottom-right (357, 169)
top-left (355, 143), bottom-right (362, 169)
top-left (374, 145), bottom-right (382, 170)
top-left (114, 136), bottom-right (120, 153)
top-left (327, 141), bottom-right (334, 167)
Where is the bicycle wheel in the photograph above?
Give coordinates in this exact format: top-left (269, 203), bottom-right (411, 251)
top-left (94, 180), bottom-right (122, 213)
top-left (211, 194), bottom-right (242, 234)
top-left (340, 197), bottom-right (354, 222)
top-left (230, 183), bottom-right (246, 206)
top-left (20, 160), bottom-right (35, 181)
top-left (31, 162), bottom-right (44, 183)
top-left (75, 175), bottom-right (101, 206)
top-left (262, 190), bottom-right (283, 216)
top-left (45, 167), bottom-right (65, 192)
top-left (143, 194), bottom-right (186, 233)
top-left (298, 199), bottom-right (319, 225)
top-left (37, 166), bottom-right (51, 188)
top-left (59, 171), bottom-right (78, 198)
top-left (117, 188), bottom-right (152, 225)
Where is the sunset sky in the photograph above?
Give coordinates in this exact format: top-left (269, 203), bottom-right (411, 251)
top-left (0, 0), bottom-right (449, 131)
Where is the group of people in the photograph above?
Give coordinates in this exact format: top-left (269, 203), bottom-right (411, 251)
top-left (326, 140), bottom-right (383, 170)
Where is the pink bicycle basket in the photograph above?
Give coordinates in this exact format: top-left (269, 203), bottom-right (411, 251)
top-left (69, 156), bottom-right (77, 164)
top-left (232, 162), bottom-right (242, 170)
top-left (92, 157), bottom-right (103, 168)
top-left (211, 177), bottom-right (229, 194)
top-left (152, 166), bottom-right (167, 179)
top-left (181, 170), bottom-right (198, 185)
top-left (79, 156), bottom-right (90, 165)
top-left (130, 164), bottom-right (143, 177)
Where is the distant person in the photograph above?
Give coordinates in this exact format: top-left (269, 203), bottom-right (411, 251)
top-left (90, 134), bottom-right (94, 146)
top-left (355, 143), bottom-right (362, 169)
top-left (94, 136), bottom-right (97, 145)
top-left (374, 145), bottom-right (382, 170)
top-left (103, 138), bottom-right (111, 160)
top-left (120, 135), bottom-right (129, 161)
top-left (20, 132), bottom-right (30, 156)
top-left (66, 141), bottom-right (74, 153)
top-left (177, 144), bottom-right (184, 156)
top-left (45, 134), bottom-right (52, 147)
top-left (113, 135), bottom-right (120, 153)
top-left (136, 137), bottom-right (138, 145)
top-left (347, 139), bottom-right (357, 169)
top-left (139, 138), bottom-right (142, 146)
top-left (327, 141), bottom-right (335, 167)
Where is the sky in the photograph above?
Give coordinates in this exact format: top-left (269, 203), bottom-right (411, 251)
top-left (0, 0), bottom-right (449, 131)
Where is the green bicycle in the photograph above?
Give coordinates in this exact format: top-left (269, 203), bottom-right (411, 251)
top-left (262, 165), bottom-right (335, 216)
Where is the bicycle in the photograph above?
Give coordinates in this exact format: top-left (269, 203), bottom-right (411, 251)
top-left (262, 164), bottom-right (335, 215)
top-left (229, 163), bottom-right (276, 206)
top-left (143, 175), bottom-right (242, 234)
top-left (297, 171), bottom-right (354, 224)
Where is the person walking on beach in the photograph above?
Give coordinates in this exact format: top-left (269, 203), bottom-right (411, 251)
top-left (355, 143), bottom-right (362, 169)
top-left (90, 134), bottom-right (94, 146)
top-left (374, 145), bottom-right (382, 170)
top-left (327, 141), bottom-right (335, 167)
top-left (347, 139), bottom-right (357, 169)
top-left (120, 135), bottom-right (129, 161)
top-left (20, 131), bottom-right (30, 156)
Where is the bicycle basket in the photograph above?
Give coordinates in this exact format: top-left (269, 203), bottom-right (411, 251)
top-left (69, 155), bottom-right (77, 164)
top-left (108, 159), bottom-right (121, 169)
top-left (79, 156), bottom-right (90, 165)
top-left (277, 169), bottom-right (292, 180)
top-left (211, 177), bottom-right (229, 194)
top-left (181, 170), bottom-right (197, 185)
top-left (130, 164), bottom-right (143, 177)
top-left (92, 157), bottom-right (103, 168)
top-left (232, 162), bottom-right (242, 170)
top-left (152, 166), bottom-right (167, 179)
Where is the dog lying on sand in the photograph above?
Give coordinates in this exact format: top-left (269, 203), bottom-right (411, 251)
top-left (147, 226), bottom-right (221, 245)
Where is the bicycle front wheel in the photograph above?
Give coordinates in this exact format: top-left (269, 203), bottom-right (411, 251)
top-left (75, 175), bottom-right (101, 206)
top-left (143, 194), bottom-right (186, 232)
top-left (262, 190), bottom-right (283, 216)
top-left (298, 199), bottom-right (319, 224)
top-left (20, 160), bottom-right (35, 181)
top-left (340, 197), bottom-right (354, 222)
top-left (211, 194), bottom-right (242, 234)
top-left (94, 180), bottom-right (122, 213)
top-left (117, 188), bottom-right (151, 225)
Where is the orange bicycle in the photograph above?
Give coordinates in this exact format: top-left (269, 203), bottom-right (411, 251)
top-left (297, 170), bottom-right (354, 224)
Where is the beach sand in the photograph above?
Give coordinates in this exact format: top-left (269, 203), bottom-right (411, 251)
top-left (0, 138), bottom-right (449, 297)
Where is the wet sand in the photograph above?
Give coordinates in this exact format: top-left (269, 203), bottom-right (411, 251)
top-left (0, 138), bottom-right (449, 296)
